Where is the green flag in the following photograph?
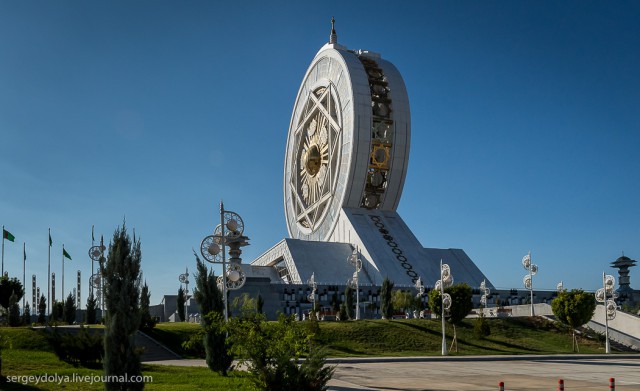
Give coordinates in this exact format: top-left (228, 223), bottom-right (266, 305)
top-left (49, 233), bottom-right (52, 247)
top-left (63, 248), bottom-right (72, 260)
top-left (3, 229), bottom-right (15, 242)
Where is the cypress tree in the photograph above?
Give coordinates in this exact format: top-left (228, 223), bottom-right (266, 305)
top-left (139, 282), bottom-right (155, 332)
top-left (86, 292), bottom-right (97, 324)
top-left (64, 292), bottom-right (76, 324)
top-left (22, 302), bottom-right (31, 325)
top-left (37, 294), bottom-right (46, 324)
top-left (103, 224), bottom-right (143, 390)
top-left (380, 277), bottom-right (394, 320)
top-left (52, 301), bottom-right (64, 322)
top-left (256, 293), bottom-right (264, 314)
top-left (193, 252), bottom-right (231, 375)
top-left (8, 292), bottom-right (20, 326)
top-left (177, 287), bottom-right (186, 322)
top-left (344, 285), bottom-right (354, 320)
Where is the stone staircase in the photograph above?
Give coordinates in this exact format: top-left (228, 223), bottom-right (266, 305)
top-left (34, 326), bottom-right (182, 362)
top-left (135, 330), bottom-right (182, 361)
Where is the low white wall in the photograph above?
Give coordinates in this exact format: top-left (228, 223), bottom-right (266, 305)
top-left (588, 304), bottom-right (640, 349)
top-left (473, 303), bottom-right (554, 318)
top-left (592, 304), bottom-right (640, 338)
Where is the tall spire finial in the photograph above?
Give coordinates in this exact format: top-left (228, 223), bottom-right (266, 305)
top-left (329, 16), bottom-right (337, 44)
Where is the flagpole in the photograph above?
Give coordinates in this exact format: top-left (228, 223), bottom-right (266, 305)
top-left (23, 242), bottom-right (26, 311)
top-left (100, 235), bottom-right (105, 318)
top-left (91, 226), bottom-right (94, 299)
top-left (48, 228), bottom-right (51, 317)
top-left (2, 225), bottom-right (5, 276)
top-left (62, 244), bottom-right (65, 303)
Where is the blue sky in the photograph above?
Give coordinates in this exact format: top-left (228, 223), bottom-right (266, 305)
top-left (1, 1), bottom-right (639, 306)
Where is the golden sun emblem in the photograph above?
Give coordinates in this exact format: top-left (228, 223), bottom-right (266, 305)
top-left (300, 115), bottom-right (329, 204)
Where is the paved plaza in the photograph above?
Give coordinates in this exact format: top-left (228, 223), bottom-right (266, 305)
top-left (146, 354), bottom-right (640, 390)
top-left (325, 355), bottom-right (640, 391)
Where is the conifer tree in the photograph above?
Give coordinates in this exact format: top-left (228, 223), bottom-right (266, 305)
top-left (8, 292), bottom-right (20, 326)
top-left (344, 285), bottom-right (354, 320)
top-left (86, 292), bottom-right (97, 324)
top-left (0, 276), bottom-right (24, 310)
top-left (22, 302), bottom-right (31, 325)
top-left (52, 301), bottom-right (64, 322)
top-left (380, 277), bottom-right (394, 319)
top-left (103, 224), bottom-right (143, 390)
top-left (64, 292), bottom-right (76, 324)
top-left (193, 252), bottom-right (231, 375)
top-left (256, 293), bottom-right (264, 314)
top-left (139, 282), bottom-right (155, 332)
top-left (37, 294), bottom-right (46, 324)
top-left (177, 286), bottom-right (186, 322)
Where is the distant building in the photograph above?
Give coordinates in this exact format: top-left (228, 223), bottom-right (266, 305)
top-left (611, 254), bottom-right (639, 305)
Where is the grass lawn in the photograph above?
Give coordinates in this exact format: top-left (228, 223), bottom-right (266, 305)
top-left (147, 322), bottom-right (201, 357)
top-left (316, 316), bottom-right (609, 356)
top-left (148, 316), bottom-right (613, 358)
top-left (1, 349), bottom-right (251, 390)
top-left (0, 316), bottom-right (620, 389)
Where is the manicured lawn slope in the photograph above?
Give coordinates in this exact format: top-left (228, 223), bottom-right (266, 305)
top-left (315, 317), bottom-right (608, 356)
top-left (148, 316), bottom-right (611, 358)
top-left (147, 322), bottom-right (201, 357)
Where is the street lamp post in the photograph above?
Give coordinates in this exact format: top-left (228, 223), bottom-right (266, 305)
top-left (414, 277), bottom-right (425, 317)
top-left (435, 259), bottom-right (453, 356)
top-left (596, 273), bottom-right (617, 354)
top-left (88, 240), bottom-right (106, 314)
top-left (179, 267), bottom-right (189, 322)
top-left (308, 272), bottom-right (317, 319)
top-left (480, 279), bottom-right (490, 316)
top-left (200, 201), bottom-right (248, 322)
top-left (347, 248), bottom-right (362, 320)
top-left (522, 252), bottom-right (538, 316)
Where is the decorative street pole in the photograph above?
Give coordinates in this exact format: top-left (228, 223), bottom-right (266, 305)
top-left (179, 267), bottom-right (189, 322)
top-left (88, 241), bottom-right (106, 310)
top-left (522, 252), bottom-right (538, 316)
top-left (77, 270), bottom-right (81, 310)
top-left (480, 279), bottom-right (490, 316)
top-left (435, 259), bottom-right (453, 356)
top-left (308, 272), bottom-right (317, 319)
top-left (347, 248), bottom-right (362, 320)
top-left (200, 201), bottom-right (248, 322)
top-left (32, 275), bottom-right (37, 312)
top-left (414, 277), bottom-right (425, 317)
top-left (596, 273), bottom-right (617, 354)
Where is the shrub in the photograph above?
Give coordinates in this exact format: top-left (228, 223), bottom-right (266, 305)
top-left (46, 326), bottom-right (103, 367)
top-left (474, 312), bottom-right (491, 338)
top-left (181, 328), bottom-right (206, 358)
top-left (226, 313), bottom-right (334, 391)
top-left (551, 289), bottom-right (596, 352)
top-left (193, 252), bottom-right (231, 375)
top-left (339, 303), bottom-right (348, 321)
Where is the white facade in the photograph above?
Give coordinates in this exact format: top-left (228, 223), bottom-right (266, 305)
top-left (255, 26), bottom-right (491, 289)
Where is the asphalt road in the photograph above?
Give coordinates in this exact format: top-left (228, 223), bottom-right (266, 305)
top-left (325, 355), bottom-right (640, 391)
